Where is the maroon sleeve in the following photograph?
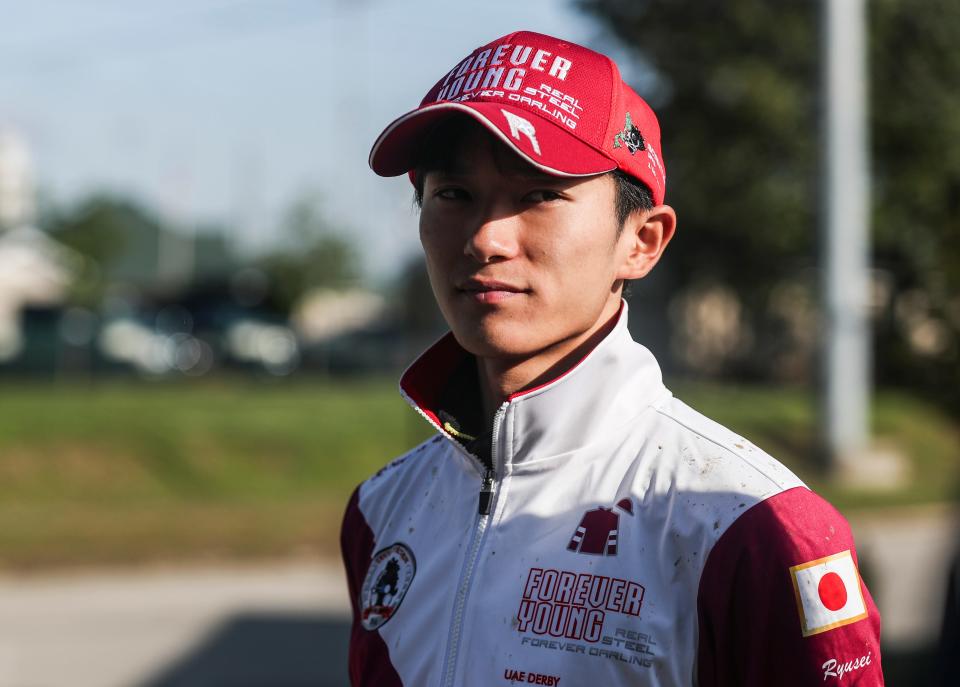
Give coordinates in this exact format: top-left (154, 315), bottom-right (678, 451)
top-left (340, 485), bottom-right (403, 686)
top-left (696, 486), bottom-right (883, 686)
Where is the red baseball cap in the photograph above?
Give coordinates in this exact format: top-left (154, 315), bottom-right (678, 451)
top-left (368, 30), bottom-right (666, 205)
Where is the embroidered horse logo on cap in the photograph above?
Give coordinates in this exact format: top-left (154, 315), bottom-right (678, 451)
top-left (612, 112), bottom-right (645, 154)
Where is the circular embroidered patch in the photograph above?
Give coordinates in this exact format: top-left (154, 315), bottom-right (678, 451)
top-left (360, 542), bottom-right (417, 631)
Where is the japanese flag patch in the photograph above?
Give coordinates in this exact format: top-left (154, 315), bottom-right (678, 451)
top-left (789, 549), bottom-right (868, 637)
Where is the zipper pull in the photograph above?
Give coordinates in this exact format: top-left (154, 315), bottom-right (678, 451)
top-left (478, 468), bottom-right (495, 515)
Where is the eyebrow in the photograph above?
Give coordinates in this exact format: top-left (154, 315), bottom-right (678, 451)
top-left (491, 145), bottom-right (558, 179)
top-left (426, 129), bottom-right (561, 180)
top-left (499, 165), bottom-right (560, 182)
top-left (429, 158), bottom-right (563, 183)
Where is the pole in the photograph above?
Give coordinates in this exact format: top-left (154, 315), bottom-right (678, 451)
top-left (821, 0), bottom-right (871, 474)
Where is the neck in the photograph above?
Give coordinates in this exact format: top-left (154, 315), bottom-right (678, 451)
top-left (476, 301), bottom-right (623, 423)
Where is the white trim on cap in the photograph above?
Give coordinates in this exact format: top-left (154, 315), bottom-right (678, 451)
top-left (368, 102), bottom-right (617, 179)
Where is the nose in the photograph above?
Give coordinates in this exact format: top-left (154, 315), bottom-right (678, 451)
top-left (464, 207), bottom-right (520, 264)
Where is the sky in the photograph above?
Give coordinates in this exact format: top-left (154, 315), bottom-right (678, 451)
top-left (0, 0), bottom-right (611, 281)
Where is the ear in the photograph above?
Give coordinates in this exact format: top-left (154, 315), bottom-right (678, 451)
top-left (615, 204), bottom-right (677, 281)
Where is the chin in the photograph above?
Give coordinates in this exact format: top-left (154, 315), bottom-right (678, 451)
top-left (450, 318), bottom-right (544, 360)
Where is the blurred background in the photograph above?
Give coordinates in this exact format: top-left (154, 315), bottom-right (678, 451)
top-left (0, 0), bottom-right (957, 685)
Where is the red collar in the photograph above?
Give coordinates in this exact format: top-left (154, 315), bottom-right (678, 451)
top-left (399, 302), bottom-right (626, 431)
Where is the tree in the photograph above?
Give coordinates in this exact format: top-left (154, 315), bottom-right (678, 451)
top-left (579, 0), bottom-right (960, 412)
top-left (869, 0), bottom-right (960, 409)
top-left (42, 194), bottom-right (168, 305)
top-left (392, 254), bottom-right (447, 343)
top-left (257, 194), bottom-right (360, 313)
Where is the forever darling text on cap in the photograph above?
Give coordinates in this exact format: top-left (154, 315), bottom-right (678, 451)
top-left (368, 30), bottom-right (666, 205)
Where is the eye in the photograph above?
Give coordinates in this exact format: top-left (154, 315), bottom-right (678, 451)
top-left (523, 189), bottom-right (565, 203)
top-left (434, 187), bottom-right (471, 201)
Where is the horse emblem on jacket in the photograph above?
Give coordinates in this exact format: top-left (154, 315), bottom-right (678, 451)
top-left (360, 542), bottom-right (417, 631)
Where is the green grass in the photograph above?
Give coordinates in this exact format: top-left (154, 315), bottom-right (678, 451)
top-left (0, 378), bottom-right (956, 569)
top-left (0, 378), bottom-right (433, 569)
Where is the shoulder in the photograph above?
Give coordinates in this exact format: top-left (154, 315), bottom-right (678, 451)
top-left (636, 394), bottom-right (806, 543)
top-left (650, 395), bottom-right (862, 577)
top-left (340, 434), bottom-right (447, 576)
top-left (696, 487), bottom-right (883, 685)
top-left (708, 486), bottom-right (856, 570)
top-left (651, 394), bottom-right (805, 495)
top-left (358, 434), bottom-right (448, 500)
top-left (344, 434), bottom-right (454, 540)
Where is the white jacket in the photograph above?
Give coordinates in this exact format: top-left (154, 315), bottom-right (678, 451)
top-left (341, 303), bottom-right (883, 686)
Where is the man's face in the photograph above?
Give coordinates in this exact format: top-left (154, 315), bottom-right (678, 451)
top-left (418, 124), bottom-right (632, 361)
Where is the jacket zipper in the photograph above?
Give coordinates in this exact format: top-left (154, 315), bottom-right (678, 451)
top-left (478, 467), bottom-right (495, 515)
top-left (440, 402), bottom-right (507, 687)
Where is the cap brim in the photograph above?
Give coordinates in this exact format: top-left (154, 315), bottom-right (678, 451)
top-left (368, 101), bottom-right (617, 179)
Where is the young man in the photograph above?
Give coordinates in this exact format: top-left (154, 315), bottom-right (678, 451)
top-left (341, 30), bottom-right (883, 686)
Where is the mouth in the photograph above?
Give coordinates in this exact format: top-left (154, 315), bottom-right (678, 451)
top-left (456, 279), bottom-right (530, 304)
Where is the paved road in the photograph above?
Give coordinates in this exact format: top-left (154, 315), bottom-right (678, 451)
top-left (0, 506), bottom-right (955, 686)
top-left (848, 505), bottom-right (958, 650)
top-left (0, 561), bottom-right (351, 687)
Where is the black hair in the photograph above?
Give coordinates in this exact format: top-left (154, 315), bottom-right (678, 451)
top-left (610, 169), bottom-right (654, 228)
top-left (411, 116), bottom-right (654, 229)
